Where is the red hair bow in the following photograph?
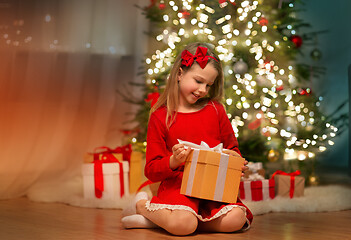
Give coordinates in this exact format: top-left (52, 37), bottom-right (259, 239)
top-left (181, 46), bottom-right (218, 69)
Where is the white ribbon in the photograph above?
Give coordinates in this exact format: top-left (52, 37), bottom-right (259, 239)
top-left (247, 162), bottom-right (262, 172)
top-left (243, 181), bottom-right (252, 201)
top-left (247, 173), bottom-right (264, 181)
top-left (213, 153), bottom-right (229, 202)
top-left (185, 149), bottom-right (200, 196)
top-left (178, 139), bottom-right (226, 154)
top-left (262, 180), bottom-right (270, 200)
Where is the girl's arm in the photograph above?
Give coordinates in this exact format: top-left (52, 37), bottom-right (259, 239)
top-left (145, 113), bottom-right (180, 182)
top-left (216, 103), bottom-right (241, 155)
top-left (216, 102), bottom-right (248, 173)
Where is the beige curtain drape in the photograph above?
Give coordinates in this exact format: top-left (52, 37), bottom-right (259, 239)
top-left (0, 0), bottom-right (149, 200)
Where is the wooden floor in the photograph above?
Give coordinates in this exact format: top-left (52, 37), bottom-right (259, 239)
top-left (0, 198), bottom-right (350, 240)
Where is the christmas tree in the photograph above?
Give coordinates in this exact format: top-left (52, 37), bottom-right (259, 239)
top-left (121, 0), bottom-right (347, 184)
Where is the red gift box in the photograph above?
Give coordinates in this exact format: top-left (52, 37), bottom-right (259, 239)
top-left (239, 179), bottom-right (275, 201)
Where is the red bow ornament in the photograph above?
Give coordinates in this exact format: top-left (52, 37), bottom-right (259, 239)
top-left (145, 92), bottom-right (160, 107)
top-left (181, 46), bottom-right (218, 69)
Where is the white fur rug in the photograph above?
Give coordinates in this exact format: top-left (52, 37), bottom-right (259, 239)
top-left (27, 177), bottom-right (351, 216)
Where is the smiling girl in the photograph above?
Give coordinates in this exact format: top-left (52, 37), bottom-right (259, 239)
top-left (122, 42), bottom-right (253, 235)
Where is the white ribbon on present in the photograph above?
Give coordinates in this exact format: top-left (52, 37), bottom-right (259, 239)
top-left (243, 181), bottom-right (252, 200)
top-left (247, 173), bottom-right (265, 181)
top-left (178, 139), bottom-right (230, 202)
top-left (178, 139), bottom-right (225, 154)
top-left (262, 180), bottom-right (270, 201)
top-left (247, 162), bottom-right (263, 173)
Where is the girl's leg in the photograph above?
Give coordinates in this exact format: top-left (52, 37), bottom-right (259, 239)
top-left (197, 207), bottom-right (246, 233)
top-left (136, 199), bottom-right (198, 236)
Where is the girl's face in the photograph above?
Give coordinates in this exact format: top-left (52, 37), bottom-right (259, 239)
top-left (178, 63), bottom-right (218, 110)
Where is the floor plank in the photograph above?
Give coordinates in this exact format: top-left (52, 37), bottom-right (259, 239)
top-left (0, 198), bottom-right (350, 240)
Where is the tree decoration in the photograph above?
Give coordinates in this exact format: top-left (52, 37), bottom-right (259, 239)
top-left (276, 85), bottom-right (284, 91)
top-left (259, 16), bottom-right (268, 26)
top-left (144, 92), bottom-right (160, 107)
top-left (290, 35), bottom-right (303, 48)
top-left (179, 9), bottom-right (190, 19)
top-left (268, 149), bottom-right (280, 162)
top-left (298, 88), bottom-right (311, 96)
top-left (310, 48), bottom-right (322, 61)
top-left (248, 118), bottom-right (262, 130)
top-left (219, 0), bottom-right (236, 8)
top-left (233, 59), bottom-right (248, 75)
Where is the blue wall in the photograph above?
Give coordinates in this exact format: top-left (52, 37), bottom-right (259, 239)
top-left (298, 0), bottom-right (350, 168)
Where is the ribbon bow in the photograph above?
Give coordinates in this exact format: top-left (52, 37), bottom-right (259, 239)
top-left (178, 139), bottom-right (224, 153)
top-left (181, 46), bottom-right (218, 69)
top-left (271, 170), bottom-right (301, 198)
top-left (93, 144), bottom-right (132, 162)
top-left (247, 172), bottom-right (265, 181)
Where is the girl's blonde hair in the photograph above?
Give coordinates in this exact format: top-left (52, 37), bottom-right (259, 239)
top-left (150, 42), bottom-right (224, 127)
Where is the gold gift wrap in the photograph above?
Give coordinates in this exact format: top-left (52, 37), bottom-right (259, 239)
top-left (129, 151), bottom-right (145, 193)
top-left (180, 149), bottom-right (245, 203)
top-left (274, 174), bottom-right (305, 198)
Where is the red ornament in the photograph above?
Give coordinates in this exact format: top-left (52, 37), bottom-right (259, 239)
top-left (262, 130), bottom-right (271, 137)
top-left (180, 10), bottom-right (190, 19)
top-left (276, 85), bottom-right (284, 91)
top-left (218, 0), bottom-right (235, 7)
top-left (248, 112), bottom-right (264, 130)
top-left (259, 17), bottom-right (268, 26)
top-left (290, 35), bottom-right (303, 48)
top-left (264, 60), bottom-right (273, 72)
top-left (159, 3), bottom-right (165, 10)
top-left (298, 88), bottom-right (311, 96)
top-left (145, 92), bottom-right (160, 107)
top-left (248, 118), bottom-right (262, 130)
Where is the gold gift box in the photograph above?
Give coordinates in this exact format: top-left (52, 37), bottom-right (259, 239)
top-left (181, 149), bottom-right (245, 203)
top-left (129, 151), bottom-right (144, 193)
top-left (274, 174), bottom-right (305, 198)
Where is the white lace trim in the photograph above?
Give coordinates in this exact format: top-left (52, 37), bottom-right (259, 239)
top-left (145, 201), bottom-right (251, 230)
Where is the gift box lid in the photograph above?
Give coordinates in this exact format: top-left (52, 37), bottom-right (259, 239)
top-left (81, 162), bottom-right (129, 175)
top-left (186, 149), bottom-right (244, 170)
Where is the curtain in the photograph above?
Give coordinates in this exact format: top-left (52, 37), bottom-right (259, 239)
top-left (0, 0), bottom-right (149, 200)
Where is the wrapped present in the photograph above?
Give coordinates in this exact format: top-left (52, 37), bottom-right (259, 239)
top-left (239, 179), bottom-right (275, 201)
top-left (243, 162), bottom-right (265, 179)
top-left (179, 140), bottom-right (245, 203)
top-left (129, 151), bottom-right (144, 193)
top-left (81, 153), bottom-right (129, 200)
top-left (272, 170), bottom-right (305, 198)
top-left (84, 147), bottom-right (123, 163)
top-left (84, 144), bottom-right (145, 194)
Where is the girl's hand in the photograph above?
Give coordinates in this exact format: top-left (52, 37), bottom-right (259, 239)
top-left (223, 150), bottom-right (248, 176)
top-left (241, 160), bottom-right (249, 177)
top-left (170, 144), bottom-right (191, 170)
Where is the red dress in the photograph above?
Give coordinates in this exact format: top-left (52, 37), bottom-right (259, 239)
top-left (145, 101), bottom-right (253, 230)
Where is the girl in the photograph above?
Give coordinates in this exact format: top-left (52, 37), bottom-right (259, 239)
top-left (122, 42), bottom-right (253, 235)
